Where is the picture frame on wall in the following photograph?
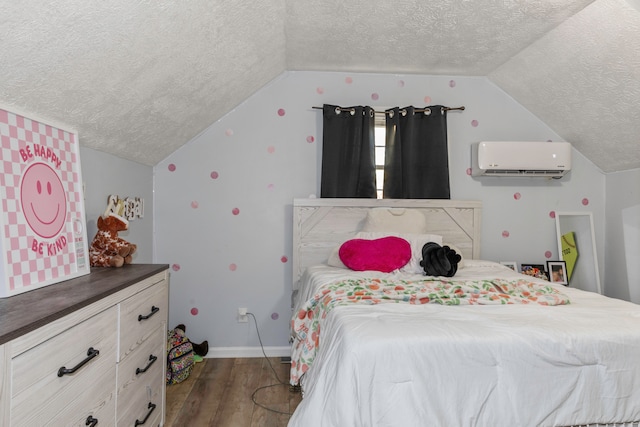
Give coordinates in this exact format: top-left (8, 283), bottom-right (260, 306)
top-left (520, 264), bottom-right (549, 281)
top-left (0, 108), bottom-right (90, 297)
top-left (547, 260), bottom-right (569, 286)
top-left (500, 261), bottom-right (518, 271)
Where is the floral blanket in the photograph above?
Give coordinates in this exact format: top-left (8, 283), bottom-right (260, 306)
top-left (290, 277), bottom-right (570, 385)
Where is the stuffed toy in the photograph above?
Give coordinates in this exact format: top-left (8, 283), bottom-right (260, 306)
top-left (419, 242), bottom-right (461, 277)
top-left (89, 212), bottom-right (137, 268)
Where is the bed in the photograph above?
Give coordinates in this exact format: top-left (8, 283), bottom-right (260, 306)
top-left (288, 198), bottom-right (640, 427)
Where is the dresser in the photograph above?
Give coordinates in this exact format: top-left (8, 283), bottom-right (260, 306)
top-left (0, 264), bottom-right (169, 427)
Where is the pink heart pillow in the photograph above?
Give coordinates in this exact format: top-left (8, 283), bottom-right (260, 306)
top-left (339, 236), bottom-right (411, 273)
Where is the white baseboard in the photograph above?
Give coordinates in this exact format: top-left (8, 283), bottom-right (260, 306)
top-left (205, 346), bottom-right (291, 359)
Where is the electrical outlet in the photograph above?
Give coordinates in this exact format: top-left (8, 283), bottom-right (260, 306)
top-left (238, 307), bottom-right (248, 323)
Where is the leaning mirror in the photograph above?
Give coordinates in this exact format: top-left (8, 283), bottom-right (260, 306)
top-left (555, 212), bottom-right (601, 294)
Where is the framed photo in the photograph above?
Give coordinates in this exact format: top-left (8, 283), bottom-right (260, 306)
top-left (0, 108), bottom-right (89, 297)
top-left (547, 260), bottom-right (568, 285)
top-left (520, 264), bottom-right (549, 281)
top-left (500, 261), bottom-right (518, 271)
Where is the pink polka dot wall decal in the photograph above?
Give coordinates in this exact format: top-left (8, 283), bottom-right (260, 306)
top-left (306, 135), bottom-right (315, 143)
top-left (398, 80), bottom-right (405, 87)
top-left (514, 192), bottom-right (521, 200)
top-left (345, 76), bottom-right (353, 84)
top-left (466, 168), bottom-right (472, 176)
top-left (277, 108), bottom-right (286, 117)
top-left (545, 251), bottom-right (552, 259)
top-left (168, 163), bottom-right (176, 172)
top-left (172, 264), bottom-right (181, 271)
top-left (371, 93), bottom-right (379, 101)
top-left (191, 307), bottom-right (199, 316)
top-left (281, 256), bottom-right (288, 263)
top-left (229, 263), bottom-right (237, 271)
top-left (316, 87), bottom-right (324, 95)
top-left (267, 183), bottom-right (274, 190)
top-left (225, 129), bottom-right (233, 136)
top-left (549, 211), bottom-right (556, 219)
top-left (502, 230), bottom-right (510, 238)
top-left (232, 207), bottom-right (240, 215)
top-left (424, 96), bottom-right (432, 104)
top-left (449, 80), bottom-right (456, 88)
top-left (210, 171), bottom-right (219, 179)
top-left (471, 119), bottom-right (479, 127)
top-left (191, 201), bottom-right (199, 209)
top-left (267, 145), bottom-right (275, 154)
top-left (271, 312), bottom-right (279, 320)
top-left (582, 198), bottom-right (589, 206)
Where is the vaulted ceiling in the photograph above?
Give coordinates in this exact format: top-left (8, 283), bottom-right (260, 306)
top-left (1, 0), bottom-right (638, 172)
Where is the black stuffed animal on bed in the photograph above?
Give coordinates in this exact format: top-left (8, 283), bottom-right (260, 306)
top-left (419, 242), bottom-right (461, 277)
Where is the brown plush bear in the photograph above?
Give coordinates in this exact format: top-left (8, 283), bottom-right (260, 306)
top-left (89, 213), bottom-right (137, 267)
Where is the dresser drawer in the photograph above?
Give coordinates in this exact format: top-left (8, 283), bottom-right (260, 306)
top-left (117, 325), bottom-right (164, 426)
top-left (11, 306), bottom-right (118, 426)
top-left (119, 279), bottom-right (168, 361)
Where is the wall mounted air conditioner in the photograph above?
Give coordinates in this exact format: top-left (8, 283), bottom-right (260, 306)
top-left (471, 141), bottom-right (572, 178)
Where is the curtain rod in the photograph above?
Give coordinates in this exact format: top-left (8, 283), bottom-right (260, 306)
top-left (312, 105), bottom-right (465, 114)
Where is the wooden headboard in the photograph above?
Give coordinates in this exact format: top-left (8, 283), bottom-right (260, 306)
top-left (292, 198), bottom-right (482, 290)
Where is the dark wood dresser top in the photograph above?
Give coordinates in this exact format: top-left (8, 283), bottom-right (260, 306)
top-left (0, 264), bottom-right (169, 345)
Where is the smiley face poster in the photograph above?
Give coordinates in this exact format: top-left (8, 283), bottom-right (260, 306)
top-left (0, 108), bottom-right (89, 296)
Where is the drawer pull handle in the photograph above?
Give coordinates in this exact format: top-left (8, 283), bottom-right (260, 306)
top-left (138, 306), bottom-right (159, 321)
top-left (136, 354), bottom-right (158, 375)
top-left (57, 347), bottom-right (100, 377)
top-left (134, 402), bottom-right (156, 426)
top-left (85, 415), bottom-right (98, 426)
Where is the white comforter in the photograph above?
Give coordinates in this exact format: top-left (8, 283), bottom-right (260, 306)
top-left (289, 261), bottom-right (640, 427)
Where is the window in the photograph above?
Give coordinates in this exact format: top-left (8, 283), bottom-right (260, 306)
top-left (374, 114), bottom-right (386, 199)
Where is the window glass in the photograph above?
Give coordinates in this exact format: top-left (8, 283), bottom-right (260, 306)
top-left (374, 121), bottom-right (385, 199)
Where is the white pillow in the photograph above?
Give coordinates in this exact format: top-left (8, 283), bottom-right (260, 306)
top-left (361, 208), bottom-right (427, 234)
top-left (327, 241), bottom-right (349, 269)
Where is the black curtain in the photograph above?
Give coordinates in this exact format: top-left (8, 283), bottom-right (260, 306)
top-left (320, 104), bottom-right (376, 198)
top-left (383, 105), bottom-right (450, 199)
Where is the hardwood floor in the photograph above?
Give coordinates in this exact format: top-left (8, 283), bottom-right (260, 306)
top-left (165, 357), bottom-right (302, 427)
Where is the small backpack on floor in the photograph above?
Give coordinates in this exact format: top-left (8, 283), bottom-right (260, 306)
top-left (166, 328), bottom-right (195, 385)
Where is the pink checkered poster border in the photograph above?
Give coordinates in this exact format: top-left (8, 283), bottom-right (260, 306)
top-left (0, 109), bottom-right (89, 295)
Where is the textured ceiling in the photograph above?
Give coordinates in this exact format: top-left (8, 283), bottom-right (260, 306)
top-left (0, 0), bottom-right (286, 165)
top-left (489, 0), bottom-right (640, 173)
top-left (0, 0), bottom-right (638, 172)
top-left (286, 0), bottom-right (595, 75)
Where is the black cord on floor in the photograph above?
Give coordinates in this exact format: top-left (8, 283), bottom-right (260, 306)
top-left (247, 312), bottom-right (300, 416)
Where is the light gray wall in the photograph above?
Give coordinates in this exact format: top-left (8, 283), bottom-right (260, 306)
top-left (80, 147), bottom-right (153, 263)
top-left (153, 70), bottom-right (607, 351)
top-left (604, 168), bottom-right (640, 302)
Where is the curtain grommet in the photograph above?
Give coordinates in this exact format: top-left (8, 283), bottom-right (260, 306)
top-left (424, 108), bottom-right (431, 116)
top-left (350, 108), bottom-right (356, 116)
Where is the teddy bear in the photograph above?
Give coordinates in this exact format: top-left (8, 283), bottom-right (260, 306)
top-left (89, 212), bottom-right (137, 267)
